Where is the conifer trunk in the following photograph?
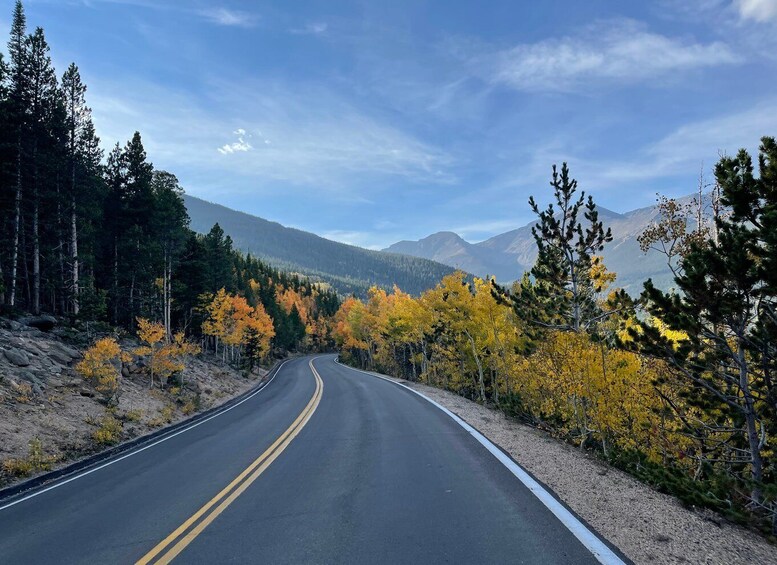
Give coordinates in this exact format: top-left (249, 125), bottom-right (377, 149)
top-left (32, 141), bottom-right (40, 315)
top-left (10, 139), bottom-right (22, 307)
top-left (71, 196), bottom-right (79, 315)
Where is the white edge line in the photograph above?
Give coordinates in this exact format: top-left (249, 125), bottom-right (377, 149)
top-left (333, 357), bottom-right (626, 565)
top-left (0, 359), bottom-right (292, 512)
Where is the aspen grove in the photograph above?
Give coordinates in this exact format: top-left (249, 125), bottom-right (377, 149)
top-left (334, 144), bottom-right (777, 535)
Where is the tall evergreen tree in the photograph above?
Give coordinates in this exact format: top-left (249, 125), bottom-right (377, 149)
top-left (499, 163), bottom-right (616, 335)
top-left (636, 137), bottom-right (777, 509)
top-left (25, 26), bottom-right (59, 314)
top-left (61, 63), bottom-right (90, 314)
top-left (6, 0), bottom-right (28, 308)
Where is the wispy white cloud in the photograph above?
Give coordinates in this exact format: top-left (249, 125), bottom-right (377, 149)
top-left (218, 129), bottom-right (253, 155)
top-left (453, 219), bottom-right (521, 239)
top-left (86, 75), bottom-right (454, 195)
top-left (482, 19), bottom-right (739, 92)
top-left (735, 0), bottom-right (777, 22)
top-left (199, 8), bottom-right (258, 28)
top-left (579, 100), bottom-right (777, 187)
top-left (291, 22), bottom-right (328, 35)
top-left (318, 229), bottom-right (378, 248)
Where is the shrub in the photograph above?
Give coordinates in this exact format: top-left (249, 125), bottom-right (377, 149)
top-left (1, 437), bottom-right (58, 478)
top-left (92, 413), bottom-right (123, 445)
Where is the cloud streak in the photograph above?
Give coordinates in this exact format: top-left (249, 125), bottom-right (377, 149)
top-left (483, 19), bottom-right (739, 92)
top-left (86, 76), bottom-right (455, 195)
top-left (291, 22), bottom-right (328, 35)
top-left (735, 0), bottom-right (777, 22)
top-left (198, 8), bottom-right (258, 28)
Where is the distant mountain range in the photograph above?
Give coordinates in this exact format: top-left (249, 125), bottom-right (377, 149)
top-left (183, 195), bottom-right (456, 296)
top-left (384, 197), bottom-right (701, 294)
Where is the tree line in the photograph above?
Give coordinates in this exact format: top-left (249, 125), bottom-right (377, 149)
top-left (335, 141), bottom-right (777, 534)
top-left (0, 1), bottom-right (339, 356)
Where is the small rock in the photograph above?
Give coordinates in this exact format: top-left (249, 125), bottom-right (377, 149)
top-left (654, 533), bottom-right (671, 543)
top-left (4, 320), bottom-right (23, 331)
top-left (52, 342), bottom-right (80, 359)
top-left (9, 337), bottom-right (42, 356)
top-left (3, 347), bottom-right (31, 367)
top-left (49, 350), bottom-right (73, 365)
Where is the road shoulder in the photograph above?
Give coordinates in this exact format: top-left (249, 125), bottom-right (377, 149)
top-left (343, 363), bottom-right (775, 565)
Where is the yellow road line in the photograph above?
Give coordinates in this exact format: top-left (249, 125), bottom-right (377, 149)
top-left (136, 359), bottom-right (324, 565)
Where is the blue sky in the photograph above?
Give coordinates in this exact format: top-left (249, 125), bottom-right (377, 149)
top-left (10, 0), bottom-right (777, 248)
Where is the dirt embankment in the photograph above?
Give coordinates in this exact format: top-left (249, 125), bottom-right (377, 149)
top-left (380, 373), bottom-right (776, 565)
top-left (0, 317), bottom-right (268, 488)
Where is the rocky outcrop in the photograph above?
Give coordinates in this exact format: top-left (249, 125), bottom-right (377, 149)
top-left (19, 315), bottom-right (57, 332)
top-left (3, 348), bottom-right (30, 367)
top-left (0, 318), bottom-right (80, 397)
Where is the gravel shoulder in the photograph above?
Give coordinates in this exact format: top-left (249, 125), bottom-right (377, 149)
top-left (378, 373), bottom-right (776, 564)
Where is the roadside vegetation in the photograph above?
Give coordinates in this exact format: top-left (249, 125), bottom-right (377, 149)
top-left (0, 1), bottom-right (340, 485)
top-left (335, 142), bottom-right (777, 537)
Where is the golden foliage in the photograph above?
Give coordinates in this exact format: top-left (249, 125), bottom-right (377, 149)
top-left (201, 289), bottom-right (275, 362)
top-left (1, 437), bottom-right (58, 478)
top-left (92, 412), bottom-right (123, 445)
top-left (76, 337), bottom-right (123, 403)
top-left (333, 275), bottom-right (691, 466)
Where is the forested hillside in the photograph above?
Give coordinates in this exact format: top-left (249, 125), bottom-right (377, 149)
top-left (184, 194), bottom-right (456, 296)
top-left (0, 2), bottom-right (339, 358)
top-left (338, 151), bottom-right (777, 535)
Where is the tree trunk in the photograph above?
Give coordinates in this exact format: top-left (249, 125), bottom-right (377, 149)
top-left (32, 141), bottom-right (40, 315)
top-left (10, 138), bottom-right (22, 307)
top-left (465, 329), bottom-right (486, 402)
top-left (112, 239), bottom-right (118, 324)
top-left (71, 194), bottom-right (79, 316)
top-left (738, 339), bottom-right (764, 502)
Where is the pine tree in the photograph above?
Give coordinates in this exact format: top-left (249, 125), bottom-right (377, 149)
top-left (7, 0), bottom-right (28, 308)
top-left (151, 170), bottom-right (189, 339)
top-left (636, 137), bottom-right (777, 511)
top-left (500, 163), bottom-right (617, 334)
top-left (25, 26), bottom-right (59, 314)
top-left (61, 63), bottom-right (90, 315)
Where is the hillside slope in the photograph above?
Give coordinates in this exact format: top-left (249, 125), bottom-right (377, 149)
top-left (384, 198), bottom-right (696, 293)
top-left (183, 195), bottom-right (456, 296)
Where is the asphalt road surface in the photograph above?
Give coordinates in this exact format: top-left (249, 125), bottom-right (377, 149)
top-left (0, 355), bottom-right (623, 564)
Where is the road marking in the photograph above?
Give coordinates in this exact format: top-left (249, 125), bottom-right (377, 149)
top-left (137, 358), bottom-right (324, 565)
top-left (333, 357), bottom-right (626, 565)
top-left (0, 359), bottom-right (292, 513)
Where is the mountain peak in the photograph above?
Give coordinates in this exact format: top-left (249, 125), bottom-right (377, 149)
top-left (382, 194), bottom-right (703, 291)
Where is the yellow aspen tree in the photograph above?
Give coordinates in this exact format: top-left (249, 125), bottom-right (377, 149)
top-left (201, 288), bottom-right (232, 358)
top-left (76, 337), bottom-right (125, 404)
top-left (134, 318), bottom-right (166, 387)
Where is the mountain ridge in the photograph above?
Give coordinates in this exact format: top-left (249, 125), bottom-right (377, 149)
top-left (383, 198), bottom-right (700, 293)
top-left (183, 194), bottom-right (458, 296)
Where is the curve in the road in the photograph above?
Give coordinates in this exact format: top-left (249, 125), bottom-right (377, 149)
top-left (138, 358), bottom-right (324, 564)
top-left (333, 357), bottom-right (625, 565)
top-left (0, 354), bottom-right (629, 565)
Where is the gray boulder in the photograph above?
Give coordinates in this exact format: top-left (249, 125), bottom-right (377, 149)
top-left (52, 342), bottom-right (80, 359)
top-left (9, 337), bottom-right (42, 357)
top-left (4, 348), bottom-right (31, 367)
top-left (21, 315), bottom-right (57, 332)
top-left (49, 350), bottom-right (74, 366)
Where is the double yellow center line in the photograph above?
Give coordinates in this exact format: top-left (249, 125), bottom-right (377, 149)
top-left (136, 359), bottom-right (324, 565)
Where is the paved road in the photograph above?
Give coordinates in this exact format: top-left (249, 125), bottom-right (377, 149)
top-left (0, 355), bottom-right (619, 564)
